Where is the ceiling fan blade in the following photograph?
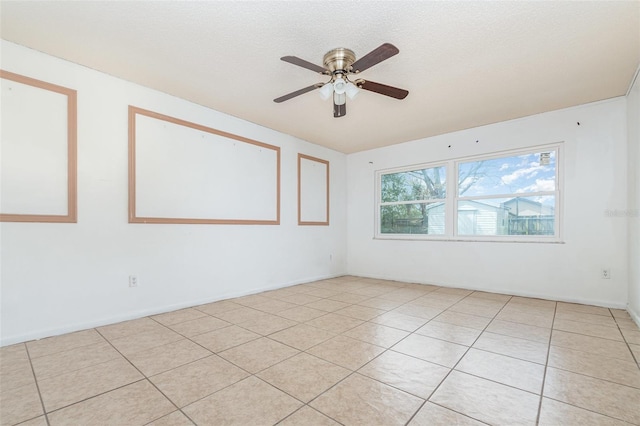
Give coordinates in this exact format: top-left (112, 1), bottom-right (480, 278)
top-left (334, 102), bottom-right (346, 118)
top-left (351, 43), bottom-right (399, 73)
top-left (357, 80), bottom-right (409, 99)
top-left (281, 56), bottom-right (328, 74)
top-left (274, 84), bottom-right (322, 103)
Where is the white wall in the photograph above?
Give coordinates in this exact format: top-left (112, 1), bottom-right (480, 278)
top-left (347, 98), bottom-right (629, 308)
top-left (627, 68), bottom-right (640, 324)
top-left (0, 41), bottom-right (347, 346)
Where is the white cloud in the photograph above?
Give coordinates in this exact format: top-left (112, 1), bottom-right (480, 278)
top-left (501, 165), bottom-right (541, 185)
top-left (516, 178), bottom-right (556, 193)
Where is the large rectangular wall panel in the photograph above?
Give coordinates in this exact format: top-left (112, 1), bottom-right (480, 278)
top-left (129, 106), bottom-right (280, 224)
top-left (298, 153), bottom-right (329, 225)
top-left (0, 70), bottom-right (77, 222)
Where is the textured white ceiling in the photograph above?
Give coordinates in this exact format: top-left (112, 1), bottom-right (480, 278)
top-left (1, 1), bottom-right (639, 153)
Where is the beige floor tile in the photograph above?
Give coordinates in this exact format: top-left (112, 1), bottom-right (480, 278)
top-left (194, 300), bottom-right (243, 316)
top-left (448, 301), bottom-right (503, 318)
top-left (47, 380), bottom-right (174, 425)
top-left (548, 345), bottom-right (640, 388)
top-left (508, 296), bottom-right (556, 309)
top-left (433, 311), bottom-right (491, 331)
top-left (16, 416), bottom-right (48, 426)
top-left (391, 304), bottom-right (443, 320)
top-left (473, 332), bottom-right (548, 364)
top-left (277, 306), bottom-right (327, 322)
top-left (151, 308), bottom-right (206, 326)
top-left (378, 290), bottom-right (426, 303)
top-left (358, 350), bottom-right (449, 399)
top-left (279, 293), bottom-right (323, 305)
top-left (342, 322), bottom-right (410, 348)
top-left (183, 376), bottom-right (302, 426)
top-left (371, 311), bottom-right (427, 332)
top-left (38, 357), bottom-right (142, 412)
top-left (251, 299), bottom-right (299, 314)
top-left (455, 348), bottom-right (545, 394)
top-left (611, 309), bottom-right (632, 320)
top-left (496, 309), bottom-right (554, 328)
top-left (544, 367), bottom-right (640, 424)
top-left (109, 326), bottom-right (183, 357)
top-left (301, 288), bottom-right (343, 299)
top-left (485, 319), bottom-right (551, 343)
top-left (278, 406), bottom-right (340, 426)
top-left (239, 313), bottom-right (298, 335)
top-left (392, 334), bottom-right (468, 368)
top-left (257, 353), bottom-right (350, 402)
top-left (551, 330), bottom-right (635, 362)
top-left (0, 382), bottom-right (43, 426)
top-left (616, 318), bottom-right (640, 330)
top-left (307, 335), bottom-right (385, 370)
top-left (411, 296), bottom-right (457, 310)
top-left (431, 371), bottom-right (539, 426)
top-left (630, 344), bottom-right (640, 362)
top-left (556, 302), bottom-right (612, 317)
top-left (269, 324), bottom-right (335, 351)
top-left (233, 294), bottom-right (273, 307)
top-left (621, 327), bottom-right (640, 344)
top-left (26, 329), bottom-right (104, 359)
top-left (327, 292), bottom-right (373, 304)
top-left (333, 305), bottom-right (385, 321)
top-left (304, 298), bottom-right (350, 312)
top-left (126, 339), bottom-right (212, 377)
top-left (304, 313), bottom-right (363, 334)
top-left (167, 316), bottom-right (230, 337)
top-left (31, 340), bottom-right (121, 380)
top-left (408, 402), bottom-right (487, 426)
top-left (218, 337), bottom-right (299, 373)
top-left (146, 410), bottom-right (194, 426)
top-left (555, 310), bottom-right (618, 327)
top-left (210, 306), bottom-right (270, 325)
top-left (415, 321), bottom-right (481, 346)
top-left (553, 318), bottom-right (623, 341)
top-left (538, 397), bottom-right (629, 426)
top-left (311, 373), bottom-right (423, 425)
top-left (97, 317), bottom-right (163, 341)
top-left (150, 355), bottom-right (248, 407)
top-left (0, 344), bottom-right (30, 371)
top-left (468, 291), bottom-right (512, 302)
top-left (191, 325), bottom-right (260, 352)
top-left (357, 297), bottom-right (405, 310)
top-left (433, 287), bottom-right (473, 297)
top-left (0, 362), bottom-right (34, 392)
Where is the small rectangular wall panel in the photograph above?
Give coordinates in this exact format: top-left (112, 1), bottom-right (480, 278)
top-left (129, 106), bottom-right (280, 224)
top-left (298, 154), bottom-right (329, 225)
top-left (0, 70), bottom-right (77, 222)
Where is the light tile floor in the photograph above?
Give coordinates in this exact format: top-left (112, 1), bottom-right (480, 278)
top-left (2, 276), bottom-right (640, 425)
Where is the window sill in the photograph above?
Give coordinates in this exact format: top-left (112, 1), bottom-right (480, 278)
top-left (374, 235), bottom-right (565, 244)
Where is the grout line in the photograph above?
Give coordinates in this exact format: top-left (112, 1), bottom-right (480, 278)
top-left (535, 301), bottom-right (558, 425)
top-left (611, 308), bottom-right (640, 367)
top-left (23, 343), bottom-right (51, 426)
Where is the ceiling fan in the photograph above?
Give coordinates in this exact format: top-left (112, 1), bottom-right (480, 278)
top-left (274, 43), bottom-right (409, 118)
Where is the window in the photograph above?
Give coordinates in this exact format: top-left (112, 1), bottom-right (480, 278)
top-left (379, 165), bottom-right (446, 235)
top-left (376, 144), bottom-right (561, 242)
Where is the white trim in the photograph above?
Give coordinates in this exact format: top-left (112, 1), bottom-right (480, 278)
top-left (626, 64), bottom-right (640, 97)
top-left (628, 304), bottom-right (640, 330)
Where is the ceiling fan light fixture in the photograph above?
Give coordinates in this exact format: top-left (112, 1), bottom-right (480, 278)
top-left (345, 82), bottom-right (359, 100)
top-left (334, 92), bottom-right (346, 106)
top-left (318, 82), bottom-right (333, 100)
top-left (333, 77), bottom-right (347, 95)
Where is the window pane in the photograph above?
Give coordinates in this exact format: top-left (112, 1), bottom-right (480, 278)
top-left (381, 203), bottom-right (445, 235)
top-left (457, 196), bottom-right (555, 236)
top-left (381, 166), bottom-right (446, 202)
top-left (458, 151), bottom-right (556, 197)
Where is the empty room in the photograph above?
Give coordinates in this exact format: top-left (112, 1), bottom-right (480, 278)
top-left (1, 1), bottom-right (639, 425)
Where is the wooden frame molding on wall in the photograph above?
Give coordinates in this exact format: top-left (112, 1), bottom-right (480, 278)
top-left (298, 153), bottom-right (330, 226)
top-left (128, 106), bottom-right (281, 224)
top-left (0, 70), bottom-right (78, 223)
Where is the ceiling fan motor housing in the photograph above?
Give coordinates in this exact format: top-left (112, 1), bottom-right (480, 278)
top-left (323, 48), bottom-right (356, 74)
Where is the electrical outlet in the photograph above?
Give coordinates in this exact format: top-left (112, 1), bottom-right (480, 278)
top-left (129, 275), bottom-right (138, 287)
top-left (601, 269), bottom-right (611, 279)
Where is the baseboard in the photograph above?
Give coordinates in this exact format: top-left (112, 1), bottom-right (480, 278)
top-left (627, 304), bottom-right (640, 329)
top-left (0, 272), bottom-right (345, 347)
top-left (348, 271), bottom-right (628, 310)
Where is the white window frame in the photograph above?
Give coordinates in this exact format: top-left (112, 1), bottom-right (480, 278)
top-left (374, 142), bottom-right (563, 243)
